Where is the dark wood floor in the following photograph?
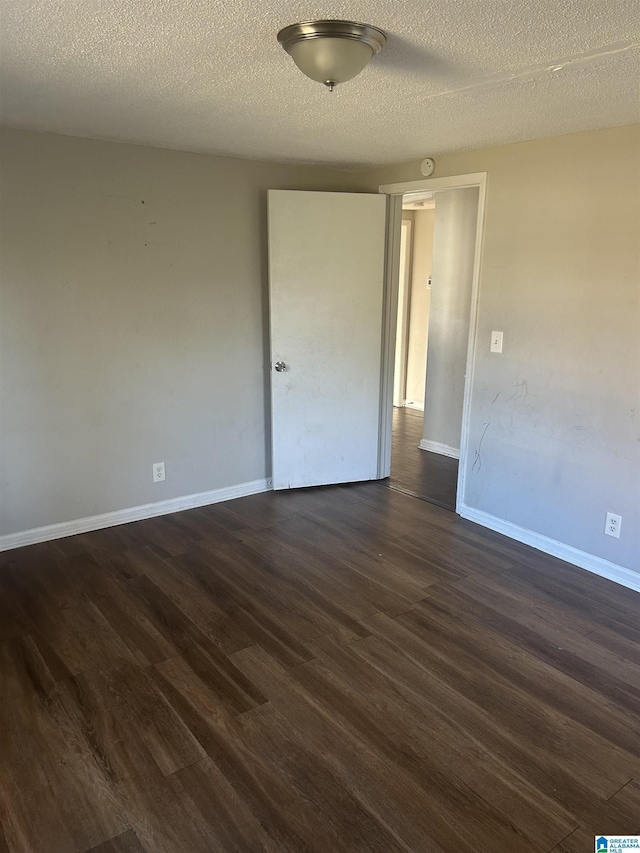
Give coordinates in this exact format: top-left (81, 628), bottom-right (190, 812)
top-left (382, 406), bottom-right (458, 510)
top-left (2, 483), bottom-right (639, 853)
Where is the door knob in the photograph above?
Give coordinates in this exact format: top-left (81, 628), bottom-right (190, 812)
top-left (274, 361), bottom-right (287, 372)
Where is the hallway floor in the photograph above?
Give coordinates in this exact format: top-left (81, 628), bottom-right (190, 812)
top-left (380, 406), bottom-right (458, 511)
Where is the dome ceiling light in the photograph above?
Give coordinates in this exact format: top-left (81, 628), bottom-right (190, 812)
top-left (277, 20), bottom-right (387, 92)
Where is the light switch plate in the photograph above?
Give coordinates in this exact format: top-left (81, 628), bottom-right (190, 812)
top-left (490, 331), bottom-right (503, 353)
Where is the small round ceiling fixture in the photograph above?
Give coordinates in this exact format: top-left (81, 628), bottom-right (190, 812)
top-left (421, 158), bottom-right (436, 177)
top-left (277, 20), bottom-right (387, 91)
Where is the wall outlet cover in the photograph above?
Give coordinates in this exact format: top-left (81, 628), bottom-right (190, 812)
top-left (604, 512), bottom-right (621, 538)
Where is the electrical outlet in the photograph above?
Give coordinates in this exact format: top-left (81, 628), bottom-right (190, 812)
top-left (490, 331), bottom-right (503, 353)
top-left (153, 462), bottom-right (166, 483)
top-left (604, 512), bottom-right (621, 538)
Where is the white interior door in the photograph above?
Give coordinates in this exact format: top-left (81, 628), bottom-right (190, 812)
top-left (268, 190), bottom-right (387, 490)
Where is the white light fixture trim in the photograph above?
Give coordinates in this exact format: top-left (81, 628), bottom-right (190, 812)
top-left (277, 20), bottom-right (387, 91)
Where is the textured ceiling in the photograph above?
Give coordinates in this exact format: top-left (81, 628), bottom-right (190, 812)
top-left (1, 0), bottom-right (638, 168)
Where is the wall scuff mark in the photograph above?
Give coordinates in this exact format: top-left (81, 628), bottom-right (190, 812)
top-left (472, 422), bottom-right (490, 472)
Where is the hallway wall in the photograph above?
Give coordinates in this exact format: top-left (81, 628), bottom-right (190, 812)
top-left (422, 188), bottom-right (479, 454)
top-left (404, 208), bottom-right (434, 408)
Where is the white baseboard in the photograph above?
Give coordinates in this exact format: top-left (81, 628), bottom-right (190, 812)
top-left (419, 439), bottom-right (460, 459)
top-left (0, 478), bottom-right (273, 553)
top-left (458, 503), bottom-right (640, 594)
top-left (404, 401), bottom-right (425, 411)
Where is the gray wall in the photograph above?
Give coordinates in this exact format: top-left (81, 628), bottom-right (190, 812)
top-left (2, 124), bottom-right (639, 578)
top-left (352, 125), bottom-right (640, 574)
top-left (423, 188), bottom-right (478, 451)
top-left (405, 208), bottom-right (434, 409)
top-left (0, 129), bottom-right (351, 536)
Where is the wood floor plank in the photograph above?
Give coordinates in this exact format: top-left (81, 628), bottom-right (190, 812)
top-left (406, 593), bottom-right (640, 760)
top-left (149, 654), bottom-right (242, 740)
top-left (124, 516), bottom-right (194, 557)
top-left (121, 573), bottom-right (214, 652)
top-left (426, 577), bottom-right (640, 715)
top-left (232, 524), bottom-right (381, 620)
top-left (193, 539), bottom-right (368, 647)
top-left (1, 638), bottom-right (129, 853)
top-left (14, 590), bottom-right (139, 677)
top-left (168, 758), bottom-right (284, 853)
top-left (74, 544), bottom-right (147, 588)
top-left (508, 558), bottom-right (640, 641)
top-left (344, 629), bottom-right (639, 831)
top-left (302, 634), bottom-right (576, 850)
top-left (2, 642), bottom-right (80, 853)
top-left (74, 525), bottom-right (154, 559)
top-left (586, 622), bottom-right (640, 666)
top-left (87, 831), bottom-right (148, 853)
top-left (89, 736), bottom-right (220, 853)
top-left (133, 549), bottom-right (254, 655)
top-left (174, 545), bottom-right (319, 666)
top-left (399, 528), bottom-right (516, 578)
top-left (274, 512), bottom-right (430, 605)
top-left (552, 784), bottom-right (640, 853)
top-left (285, 492), bottom-right (474, 589)
top-left (149, 663), bottom-right (334, 851)
top-left (361, 609), bottom-right (638, 797)
top-left (232, 643), bottom-right (546, 853)
top-left (192, 540), bottom-right (337, 638)
top-left (467, 559), bottom-right (637, 643)
top-left (232, 702), bottom-right (410, 853)
top-left (64, 563), bottom-right (178, 667)
top-left (611, 778), bottom-right (640, 820)
top-left (50, 669), bottom-right (225, 853)
top-left (218, 537), bottom-right (373, 644)
top-left (235, 519), bottom-right (421, 617)
top-left (324, 478), bottom-right (445, 539)
top-left (230, 647), bottom-right (467, 852)
top-left (0, 569), bottom-right (44, 642)
top-left (178, 640), bottom-right (267, 715)
top-left (51, 659), bottom-right (204, 788)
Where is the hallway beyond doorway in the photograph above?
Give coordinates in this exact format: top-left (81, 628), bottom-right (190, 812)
top-left (379, 407), bottom-right (458, 511)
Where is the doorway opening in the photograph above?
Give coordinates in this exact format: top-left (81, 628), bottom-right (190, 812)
top-left (379, 179), bottom-right (483, 512)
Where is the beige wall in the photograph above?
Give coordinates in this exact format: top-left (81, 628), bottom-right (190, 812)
top-left (422, 189), bottom-right (478, 451)
top-left (0, 129), bottom-right (352, 536)
top-left (393, 214), bottom-right (415, 408)
top-left (353, 125), bottom-right (640, 574)
top-left (404, 208), bottom-right (434, 408)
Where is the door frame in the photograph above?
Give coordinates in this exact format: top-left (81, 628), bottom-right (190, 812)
top-left (393, 219), bottom-right (413, 408)
top-left (377, 172), bottom-right (488, 514)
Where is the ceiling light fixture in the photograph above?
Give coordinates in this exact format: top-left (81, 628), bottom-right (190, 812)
top-left (277, 20), bottom-right (386, 92)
